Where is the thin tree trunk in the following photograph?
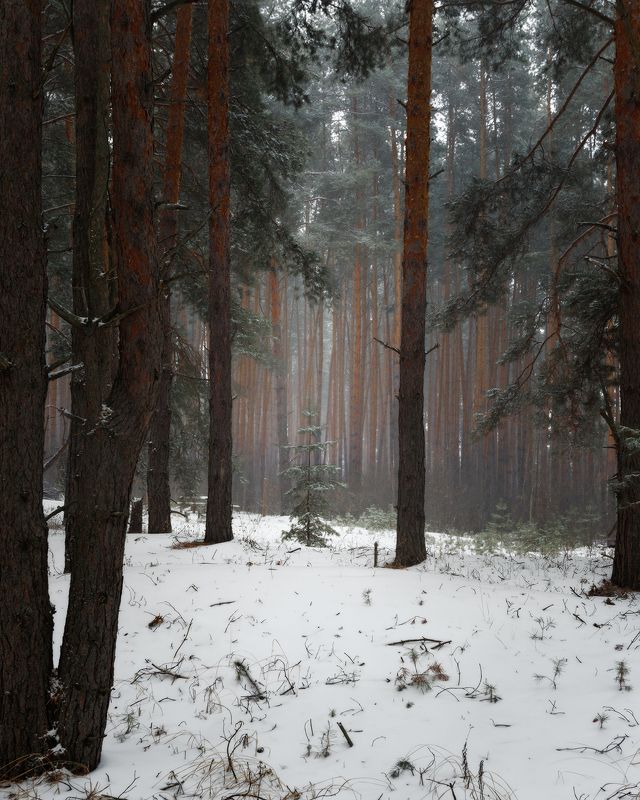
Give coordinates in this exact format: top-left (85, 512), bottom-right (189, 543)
top-left (337, 296), bottom-right (347, 474)
top-left (205, 0), bottom-right (233, 542)
top-left (57, 0), bottom-right (162, 769)
top-left (0, 0), bottom-right (53, 774)
top-left (612, 0), bottom-right (640, 589)
top-left (316, 300), bottom-right (324, 428)
top-left (395, 0), bottom-right (432, 566)
top-left (148, 3), bottom-right (193, 533)
top-left (270, 267), bottom-right (288, 513)
top-left (349, 96), bottom-right (365, 494)
top-left (390, 102), bottom-right (403, 487)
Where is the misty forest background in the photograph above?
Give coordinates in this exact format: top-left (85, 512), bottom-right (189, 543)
top-left (43, 0), bottom-right (616, 537)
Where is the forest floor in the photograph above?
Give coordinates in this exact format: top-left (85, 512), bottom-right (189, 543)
top-left (4, 508), bottom-right (640, 800)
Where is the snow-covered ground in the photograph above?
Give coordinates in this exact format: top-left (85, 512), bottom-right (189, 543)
top-left (5, 510), bottom-right (640, 800)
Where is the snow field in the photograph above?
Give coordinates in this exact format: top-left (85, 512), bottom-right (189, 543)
top-left (5, 510), bottom-right (640, 800)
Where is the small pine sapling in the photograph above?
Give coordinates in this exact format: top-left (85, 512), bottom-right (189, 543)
top-left (593, 711), bottom-right (609, 729)
top-left (281, 413), bottom-right (343, 547)
top-left (390, 758), bottom-right (416, 778)
top-left (485, 500), bottom-right (514, 536)
top-left (395, 649), bottom-right (449, 692)
top-left (615, 660), bottom-right (632, 691)
top-left (481, 681), bottom-right (501, 703)
top-left (534, 657), bottom-right (567, 690)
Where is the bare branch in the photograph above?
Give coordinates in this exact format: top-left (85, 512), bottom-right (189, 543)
top-left (48, 297), bottom-right (88, 328)
top-left (45, 504), bottom-right (67, 521)
top-left (560, 0), bottom-right (614, 26)
top-left (497, 37), bottom-right (614, 185)
top-left (373, 336), bottom-right (400, 355)
top-left (44, 438), bottom-right (69, 473)
top-left (49, 363), bottom-right (84, 382)
top-left (151, 0), bottom-right (198, 24)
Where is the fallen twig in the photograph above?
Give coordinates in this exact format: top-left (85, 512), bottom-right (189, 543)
top-left (386, 637), bottom-right (451, 648)
top-left (556, 734), bottom-right (628, 754)
top-left (173, 619), bottom-right (192, 657)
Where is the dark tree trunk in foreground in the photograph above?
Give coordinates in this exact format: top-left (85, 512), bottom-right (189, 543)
top-left (147, 4), bottom-right (193, 533)
top-left (57, 0), bottom-right (161, 770)
top-left (0, 0), bottom-right (53, 774)
top-left (204, 0), bottom-right (233, 544)
top-left (64, 0), bottom-right (115, 572)
top-left (612, 0), bottom-right (640, 589)
top-left (395, 0), bottom-right (433, 567)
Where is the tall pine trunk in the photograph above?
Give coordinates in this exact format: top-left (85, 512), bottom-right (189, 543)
top-left (205, 0), bottom-right (233, 543)
top-left (348, 96), bottom-right (365, 494)
top-left (64, 0), bottom-right (115, 573)
top-left (395, 0), bottom-right (432, 567)
top-left (57, 0), bottom-right (162, 769)
top-left (269, 267), bottom-right (289, 513)
top-left (0, 0), bottom-right (53, 774)
top-left (147, 4), bottom-right (193, 533)
top-left (612, 0), bottom-right (640, 589)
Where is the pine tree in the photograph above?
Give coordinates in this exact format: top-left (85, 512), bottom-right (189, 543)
top-left (147, 3), bottom-right (193, 534)
top-left (282, 414), bottom-right (342, 547)
top-left (57, 0), bottom-right (162, 768)
top-left (0, 0), bottom-right (53, 773)
top-left (63, 0), bottom-right (115, 573)
top-left (395, 0), bottom-right (433, 567)
top-left (204, 0), bottom-right (234, 544)
top-left (611, 0), bottom-right (640, 589)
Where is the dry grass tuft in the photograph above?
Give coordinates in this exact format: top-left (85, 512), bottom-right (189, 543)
top-left (587, 580), bottom-right (630, 598)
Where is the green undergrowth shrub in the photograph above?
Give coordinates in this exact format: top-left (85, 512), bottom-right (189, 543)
top-left (466, 503), bottom-right (608, 555)
top-left (333, 505), bottom-right (396, 531)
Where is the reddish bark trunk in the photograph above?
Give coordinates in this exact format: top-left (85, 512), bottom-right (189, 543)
top-left (349, 96), bottom-right (365, 493)
top-left (205, 0), bottom-right (233, 543)
top-left (612, 0), bottom-right (640, 589)
top-left (147, 4), bottom-right (193, 533)
top-left (395, 0), bottom-right (433, 566)
top-left (57, 0), bottom-right (162, 769)
top-left (270, 267), bottom-right (289, 513)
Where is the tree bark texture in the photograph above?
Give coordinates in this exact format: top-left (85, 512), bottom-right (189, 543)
top-left (349, 96), bottom-right (365, 493)
top-left (57, 0), bottom-right (161, 769)
top-left (147, 3), bottom-right (193, 533)
top-left (612, 0), bottom-right (640, 589)
top-left (270, 267), bottom-right (289, 513)
top-left (205, 0), bottom-right (233, 544)
top-left (395, 0), bottom-right (433, 567)
top-left (64, 0), bottom-right (115, 572)
top-left (0, 0), bottom-right (53, 774)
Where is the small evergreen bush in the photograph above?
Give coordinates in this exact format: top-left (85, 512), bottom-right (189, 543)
top-left (281, 414), bottom-right (343, 547)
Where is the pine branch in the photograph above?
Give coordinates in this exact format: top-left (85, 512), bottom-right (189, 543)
top-left (496, 37), bottom-right (614, 186)
top-left (373, 336), bottom-right (400, 355)
top-left (560, 0), bottom-right (614, 26)
top-left (44, 439), bottom-right (69, 474)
